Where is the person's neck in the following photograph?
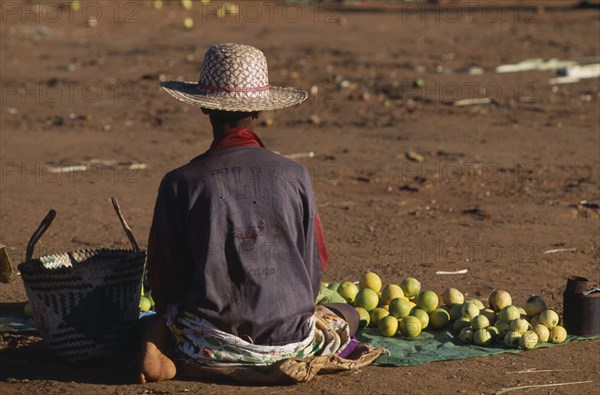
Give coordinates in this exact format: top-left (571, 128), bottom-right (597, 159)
top-left (212, 122), bottom-right (254, 141)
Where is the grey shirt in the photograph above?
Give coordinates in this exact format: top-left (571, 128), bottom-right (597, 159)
top-left (148, 143), bottom-right (326, 346)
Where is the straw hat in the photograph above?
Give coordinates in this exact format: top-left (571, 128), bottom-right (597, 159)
top-left (160, 43), bottom-right (308, 112)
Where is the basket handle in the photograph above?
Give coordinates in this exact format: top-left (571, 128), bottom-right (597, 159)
top-left (26, 209), bottom-right (57, 264)
top-left (111, 197), bottom-right (141, 253)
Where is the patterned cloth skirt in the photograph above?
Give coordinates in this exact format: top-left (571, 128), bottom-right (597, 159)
top-left (164, 305), bottom-right (351, 367)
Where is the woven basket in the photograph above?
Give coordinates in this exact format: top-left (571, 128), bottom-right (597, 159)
top-left (18, 198), bottom-right (146, 362)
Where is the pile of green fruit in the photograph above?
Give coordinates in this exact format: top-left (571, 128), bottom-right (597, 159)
top-left (324, 272), bottom-right (568, 350)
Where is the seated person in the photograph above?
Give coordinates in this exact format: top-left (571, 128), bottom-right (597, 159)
top-left (140, 43), bottom-right (358, 383)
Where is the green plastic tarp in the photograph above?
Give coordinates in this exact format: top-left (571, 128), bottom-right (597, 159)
top-left (356, 328), bottom-right (596, 366)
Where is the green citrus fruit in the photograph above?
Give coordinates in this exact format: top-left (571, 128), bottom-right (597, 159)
top-left (416, 290), bottom-right (439, 313)
top-left (429, 308), bottom-right (451, 330)
top-left (354, 288), bottom-right (380, 311)
top-left (499, 305), bottom-right (520, 323)
top-left (453, 317), bottom-right (471, 334)
top-left (449, 304), bottom-right (464, 321)
top-left (400, 277), bottom-right (421, 300)
top-left (389, 297), bottom-right (413, 319)
top-left (510, 318), bottom-right (530, 334)
top-left (504, 331), bottom-right (522, 348)
top-left (474, 328), bottom-right (492, 346)
top-left (519, 330), bottom-right (539, 350)
top-left (459, 326), bottom-right (474, 343)
top-left (462, 301), bottom-right (480, 320)
top-left (411, 308), bottom-right (429, 330)
top-left (471, 315), bottom-right (490, 330)
top-left (400, 316), bottom-right (422, 337)
top-left (23, 302), bottom-right (33, 319)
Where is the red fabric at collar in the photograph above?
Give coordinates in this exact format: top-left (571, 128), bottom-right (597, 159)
top-left (209, 128), bottom-right (265, 151)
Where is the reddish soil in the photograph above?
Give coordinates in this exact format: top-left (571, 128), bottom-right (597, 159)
top-left (1, 1), bottom-right (599, 394)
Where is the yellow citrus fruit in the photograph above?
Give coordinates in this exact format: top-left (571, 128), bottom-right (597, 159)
top-left (380, 284), bottom-right (404, 305)
top-left (400, 277), bottom-right (421, 299)
top-left (378, 315), bottom-right (399, 337)
top-left (389, 297), bottom-right (413, 319)
top-left (504, 331), bottom-right (522, 348)
top-left (359, 272), bottom-right (382, 293)
top-left (494, 320), bottom-right (511, 337)
top-left (400, 316), bottom-right (422, 337)
top-left (549, 325), bottom-right (567, 344)
top-left (181, 0), bottom-right (193, 10)
top-left (369, 307), bottom-right (389, 326)
top-left (355, 307), bottom-right (370, 329)
top-left (533, 323), bottom-right (549, 343)
top-left (539, 310), bottom-right (560, 329)
top-left (354, 288), bottom-right (379, 311)
top-left (416, 290), bottom-right (439, 313)
top-left (488, 290), bottom-right (512, 312)
top-left (338, 281), bottom-right (359, 303)
top-left (471, 315), bottom-right (490, 330)
top-left (461, 301), bottom-right (480, 320)
top-left (429, 308), bottom-right (450, 330)
top-left (524, 296), bottom-right (547, 317)
top-left (139, 296), bottom-right (152, 312)
top-left (519, 330), bottom-right (539, 350)
top-left (474, 328), bottom-right (492, 346)
top-left (499, 305), bottom-right (520, 323)
top-left (183, 17), bottom-right (194, 29)
top-left (411, 308), bottom-right (429, 329)
top-left (511, 318), bottom-right (531, 334)
top-left (442, 288), bottom-right (464, 307)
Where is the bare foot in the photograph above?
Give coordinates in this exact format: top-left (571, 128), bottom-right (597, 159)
top-left (139, 317), bottom-right (176, 383)
top-left (139, 341), bottom-right (177, 383)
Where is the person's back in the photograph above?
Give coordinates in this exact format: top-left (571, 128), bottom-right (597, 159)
top-left (150, 142), bottom-right (323, 345)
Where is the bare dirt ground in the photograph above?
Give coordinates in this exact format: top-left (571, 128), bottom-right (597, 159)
top-left (1, 1), bottom-right (599, 394)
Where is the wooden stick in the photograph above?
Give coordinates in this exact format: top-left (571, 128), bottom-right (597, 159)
top-left (494, 380), bottom-right (592, 394)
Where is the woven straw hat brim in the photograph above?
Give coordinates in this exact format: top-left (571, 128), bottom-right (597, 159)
top-left (160, 81), bottom-right (308, 112)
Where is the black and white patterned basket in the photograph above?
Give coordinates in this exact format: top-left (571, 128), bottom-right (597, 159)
top-left (18, 198), bottom-right (146, 362)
